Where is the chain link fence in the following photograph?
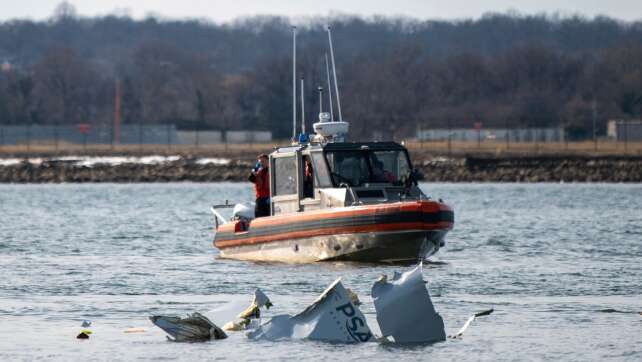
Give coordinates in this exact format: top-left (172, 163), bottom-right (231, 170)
top-left (0, 124), bottom-right (272, 149)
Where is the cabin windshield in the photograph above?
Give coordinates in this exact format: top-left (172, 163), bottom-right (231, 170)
top-left (324, 149), bottom-right (411, 187)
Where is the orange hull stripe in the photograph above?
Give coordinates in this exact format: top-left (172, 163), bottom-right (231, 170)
top-left (215, 221), bottom-right (453, 248)
top-left (217, 201), bottom-right (452, 233)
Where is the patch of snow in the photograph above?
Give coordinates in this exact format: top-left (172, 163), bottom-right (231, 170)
top-left (0, 158), bottom-right (22, 166)
top-left (1, 155), bottom-right (234, 167)
top-left (138, 155), bottom-right (181, 164)
top-left (54, 155), bottom-right (182, 167)
top-left (196, 158), bottom-right (231, 165)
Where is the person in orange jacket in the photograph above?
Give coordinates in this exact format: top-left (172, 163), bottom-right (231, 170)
top-left (248, 154), bottom-right (270, 217)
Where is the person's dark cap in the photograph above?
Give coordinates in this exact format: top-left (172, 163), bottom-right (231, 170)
top-left (258, 154), bottom-right (268, 159)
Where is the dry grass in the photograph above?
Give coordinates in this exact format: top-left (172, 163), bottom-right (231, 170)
top-left (0, 142), bottom-right (275, 158)
top-left (1, 140), bottom-right (641, 157)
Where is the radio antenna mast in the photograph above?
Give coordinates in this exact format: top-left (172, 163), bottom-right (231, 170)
top-left (324, 53), bottom-right (334, 122)
top-left (300, 77), bottom-right (305, 134)
top-left (292, 26), bottom-right (297, 141)
top-left (327, 26), bottom-right (343, 122)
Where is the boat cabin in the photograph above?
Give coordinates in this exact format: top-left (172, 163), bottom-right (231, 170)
top-left (269, 141), bottom-right (423, 216)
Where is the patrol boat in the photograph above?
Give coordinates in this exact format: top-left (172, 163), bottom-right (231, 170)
top-left (210, 27), bottom-right (454, 263)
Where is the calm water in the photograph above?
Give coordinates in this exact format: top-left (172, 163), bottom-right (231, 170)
top-left (0, 183), bottom-right (640, 361)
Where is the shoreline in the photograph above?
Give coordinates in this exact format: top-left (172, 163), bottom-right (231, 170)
top-left (1, 154), bottom-right (640, 183)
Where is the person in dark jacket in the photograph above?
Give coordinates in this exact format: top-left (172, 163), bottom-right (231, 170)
top-left (248, 154), bottom-right (270, 217)
top-left (302, 156), bottom-right (314, 198)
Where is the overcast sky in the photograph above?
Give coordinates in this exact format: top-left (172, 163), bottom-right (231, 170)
top-left (2, 0), bottom-right (641, 22)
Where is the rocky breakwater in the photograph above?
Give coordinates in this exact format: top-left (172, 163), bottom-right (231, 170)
top-left (0, 157), bottom-right (252, 183)
top-left (1, 155), bottom-right (641, 183)
top-left (419, 155), bottom-right (642, 182)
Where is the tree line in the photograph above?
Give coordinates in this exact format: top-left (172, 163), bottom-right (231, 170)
top-left (0, 2), bottom-right (641, 140)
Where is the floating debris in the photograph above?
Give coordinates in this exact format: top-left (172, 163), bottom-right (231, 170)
top-left (448, 309), bottom-right (494, 339)
top-left (149, 312), bottom-right (227, 342)
top-left (221, 288), bottom-right (272, 332)
top-left (238, 288), bottom-right (273, 319)
top-left (371, 264), bottom-right (446, 343)
top-left (123, 327), bottom-right (147, 333)
top-left (222, 319), bottom-right (252, 332)
top-left (149, 289), bottom-right (272, 339)
top-left (598, 308), bottom-right (642, 314)
top-left (147, 265), bottom-right (493, 345)
top-left (248, 278), bottom-right (373, 343)
top-left (76, 330), bottom-right (92, 339)
top-left (345, 288), bottom-right (361, 306)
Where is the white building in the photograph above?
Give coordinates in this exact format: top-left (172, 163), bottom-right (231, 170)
top-left (417, 128), bottom-right (565, 142)
top-left (607, 120), bottom-right (642, 141)
top-left (225, 131), bottom-right (272, 143)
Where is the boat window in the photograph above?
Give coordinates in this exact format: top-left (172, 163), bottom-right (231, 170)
top-left (369, 150), bottom-right (411, 184)
top-left (273, 156), bottom-right (297, 196)
top-left (324, 149), bottom-right (412, 186)
top-left (325, 151), bottom-right (371, 186)
top-left (310, 152), bottom-right (332, 188)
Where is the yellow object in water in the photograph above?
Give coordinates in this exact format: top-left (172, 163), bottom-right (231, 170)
top-left (222, 320), bottom-right (248, 331)
top-left (124, 328), bottom-right (146, 333)
top-left (76, 330), bottom-right (93, 339)
top-left (238, 304), bottom-right (260, 319)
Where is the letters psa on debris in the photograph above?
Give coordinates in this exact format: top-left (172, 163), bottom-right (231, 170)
top-left (247, 278), bottom-right (373, 343)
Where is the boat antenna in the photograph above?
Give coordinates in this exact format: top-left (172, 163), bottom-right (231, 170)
top-left (327, 26), bottom-right (343, 122)
top-left (324, 53), bottom-right (334, 122)
top-left (300, 77), bottom-right (305, 134)
top-left (318, 86), bottom-right (323, 114)
top-left (292, 26), bottom-right (297, 141)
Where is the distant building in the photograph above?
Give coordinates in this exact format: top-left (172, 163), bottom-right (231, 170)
top-left (177, 130), bottom-right (223, 144)
top-left (417, 128), bottom-right (565, 142)
top-left (607, 120), bottom-right (642, 141)
top-left (0, 124), bottom-right (274, 145)
top-left (0, 124), bottom-right (178, 145)
top-left (176, 130), bottom-right (272, 144)
top-left (225, 131), bottom-right (272, 143)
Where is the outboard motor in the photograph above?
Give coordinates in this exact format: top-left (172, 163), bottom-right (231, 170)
top-left (232, 202), bottom-right (255, 221)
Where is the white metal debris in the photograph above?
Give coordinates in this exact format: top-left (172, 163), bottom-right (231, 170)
top-left (247, 278), bottom-right (373, 343)
top-left (149, 312), bottom-right (227, 342)
top-left (371, 264), bottom-right (446, 343)
top-left (148, 266), bottom-right (493, 345)
top-left (201, 289), bottom-right (273, 332)
top-left (222, 289), bottom-right (273, 331)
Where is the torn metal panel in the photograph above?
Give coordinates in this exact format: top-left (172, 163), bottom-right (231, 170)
top-left (238, 288), bottom-right (273, 319)
top-left (371, 264), bottom-right (446, 343)
top-left (149, 312), bottom-right (227, 342)
top-left (248, 278), bottom-right (373, 343)
top-left (205, 288), bottom-right (272, 330)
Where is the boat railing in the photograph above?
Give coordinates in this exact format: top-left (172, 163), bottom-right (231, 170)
top-left (211, 200), bottom-right (234, 228)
